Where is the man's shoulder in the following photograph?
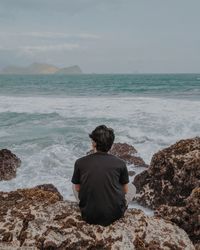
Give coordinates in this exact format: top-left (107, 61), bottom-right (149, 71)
top-left (75, 153), bottom-right (126, 166)
top-left (109, 153), bottom-right (126, 166)
top-left (75, 154), bottom-right (93, 164)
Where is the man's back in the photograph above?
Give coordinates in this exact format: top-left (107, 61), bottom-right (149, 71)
top-left (71, 151), bottom-right (129, 226)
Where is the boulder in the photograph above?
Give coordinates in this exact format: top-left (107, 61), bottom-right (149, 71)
top-left (155, 187), bottom-right (200, 247)
top-left (128, 170), bottom-right (136, 176)
top-left (110, 143), bottom-right (148, 167)
top-left (35, 184), bottom-right (63, 200)
top-left (133, 137), bottom-right (200, 209)
top-left (0, 149), bottom-right (21, 181)
top-left (0, 186), bottom-right (195, 249)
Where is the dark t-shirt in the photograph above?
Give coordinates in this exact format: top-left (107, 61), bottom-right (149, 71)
top-left (71, 151), bottom-right (129, 226)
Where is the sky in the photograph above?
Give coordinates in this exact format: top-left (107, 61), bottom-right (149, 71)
top-left (0, 0), bottom-right (200, 73)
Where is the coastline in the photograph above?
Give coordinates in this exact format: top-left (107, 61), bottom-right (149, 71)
top-left (0, 138), bottom-right (199, 248)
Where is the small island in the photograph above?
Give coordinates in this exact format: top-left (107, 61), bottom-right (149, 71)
top-left (0, 63), bottom-right (82, 75)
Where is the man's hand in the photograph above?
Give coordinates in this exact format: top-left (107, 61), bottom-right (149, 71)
top-left (74, 184), bottom-right (80, 192)
top-left (122, 184), bottom-right (128, 194)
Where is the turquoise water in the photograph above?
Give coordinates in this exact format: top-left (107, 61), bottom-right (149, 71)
top-left (0, 74), bottom-right (200, 203)
top-left (0, 74), bottom-right (200, 98)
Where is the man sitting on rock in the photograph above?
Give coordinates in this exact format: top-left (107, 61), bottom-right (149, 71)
top-left (71, 125), bottom-right (135, 226)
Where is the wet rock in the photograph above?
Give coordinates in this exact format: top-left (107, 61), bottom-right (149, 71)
top-left (133, 137), bottom-right (200, 247)
top-left (110, 143), bottom-right (148, 167)
top-left (0, 149), bottom-right (21, 181)
top-left (155, 187), bottom-right (200, 247)
top-left (195, 243), bottom-right (200, 250)
top-left (133, 137), bottom-right (200, 209)
top-left (35, 184), bottom-right (63, 200)
top-left (0, 186), bottom-right (195, 249)
top-left (88, 142), bottom-right (148, 167)
top-left (128, 170), bottom-right (136, 176)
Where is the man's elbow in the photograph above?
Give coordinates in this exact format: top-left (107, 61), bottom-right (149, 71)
top-left (122, 184), bottom-right (128, 194)
top-left (75, 184), bottom-right (80, 192)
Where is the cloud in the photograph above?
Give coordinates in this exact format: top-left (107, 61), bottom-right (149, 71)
top-left (0, 0), bottom-right (123, 14)
top-left (0, 32), bottom-right (101, 40)
top-left (0, 43), bottom-right (80, 53)
top-left (22, 43), bottom-right (80, 52)
top-left (26, 32), bottom-right (100, 40)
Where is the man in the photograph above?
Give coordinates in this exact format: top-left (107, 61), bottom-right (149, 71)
top-left (71, 125), bottom-right (134, 226)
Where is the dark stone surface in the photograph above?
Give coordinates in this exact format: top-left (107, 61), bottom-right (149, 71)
top-left (133, 137), bottom-right (200, 209)
top-left (128, 170), bottom-right (136, 177)
top-left (110, 143), bottom-right (148, 168)
top-left (35, 184), bottom-right (63, 201)
top-left (0, 186), bottom-right (194, 249)
top-left (0, 149), bottom-right (21, 181)
top-left (155, 187), bottom-right (200, 246)
top-left (133, 137), bottom-right (200, 247)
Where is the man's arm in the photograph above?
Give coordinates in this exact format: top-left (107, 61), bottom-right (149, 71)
top-left (71, 160), bottom-right (81, 187)
top-left (74, 184), bottom-right (80, 192)
top-left (122, 184), bottom-right (128, 194)
top-left (119, 161), bottom-right (129, 193)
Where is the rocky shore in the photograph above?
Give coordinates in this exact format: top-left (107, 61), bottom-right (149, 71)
top-left (133, 137), bottom-right (200, 249)
top-left (0, 138), bottom-right (199, 249)
top-left (0, 185), bottom-right (195, 249)
top-left (0, 149), bottom-right (21, 181)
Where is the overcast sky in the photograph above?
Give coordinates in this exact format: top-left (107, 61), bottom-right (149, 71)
top-left (0, 0), bottom-right (200, 73)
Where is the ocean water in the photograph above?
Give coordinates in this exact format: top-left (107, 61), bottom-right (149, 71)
top-left (0, 74), bottom-right (199, 213)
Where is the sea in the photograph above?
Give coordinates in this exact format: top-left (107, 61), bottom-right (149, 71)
top-left (0, 74), bottom-right (200, 214)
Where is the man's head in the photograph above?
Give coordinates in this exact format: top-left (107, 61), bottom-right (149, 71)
top-left (89, 125), bottom-right (115, 152)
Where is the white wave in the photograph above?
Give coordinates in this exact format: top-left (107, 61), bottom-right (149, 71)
top-left (0, 95), bottom-right (199, 118)
top-left (0, 131), bottom-right (9, 138)
top-left (1, 95), bottom-right (200, 163)
top-left (0, 144), bottom-right (77, 199)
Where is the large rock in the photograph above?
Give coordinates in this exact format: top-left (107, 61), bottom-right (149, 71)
top-left (0, 149), bottom-right (21, 181)
top-left (110, 143), bottom-right (148, 168)
top-left (133, 137), bottom-right (200, 247)
top-left (155, 187), bottom-right (200, 247)
top-left (134, 137), bottom-right (200, 209)
top-left (35, 183), bottom-right (64, 200)
top-left (88, 142), bottom-right (148, 168)
top-left (0, 186), bottom-right (195, 249)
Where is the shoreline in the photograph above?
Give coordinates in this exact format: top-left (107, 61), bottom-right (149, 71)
top-left (0, 138), bottom-right (199, 248)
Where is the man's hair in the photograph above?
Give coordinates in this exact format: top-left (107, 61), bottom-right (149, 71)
top-left (89, 125), bottom-right (115, 152)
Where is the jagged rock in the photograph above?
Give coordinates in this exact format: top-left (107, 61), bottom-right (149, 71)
top-left (0, 149), bottom-right (21, 181)
top-left (195, 244), bottom-right (200, 250)
top-left (128, 170), bottom-right (136, 176)
top-left (133, 137), bottom-right (200, 209)
top-left (155, 187), bottom-right (200, 247)
top-left (133, 137), bottom-right (200, 247)
top-left (88, 142), bottom-right (148, 168)
top-left (0, 186), bottom-right (195, 249)
top-left (110, 143), bottom-right (148, 167)
top-left (35, 184), bottom-right (63, 200)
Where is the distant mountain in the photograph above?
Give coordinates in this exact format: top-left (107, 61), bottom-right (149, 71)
top-left (55, 65), bottom-right (82, 75)
top-left (0, 63), bottom-right (82, 75)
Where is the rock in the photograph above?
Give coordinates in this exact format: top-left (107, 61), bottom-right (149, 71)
top-left (128, 170), bottom-right (136, 176)
top-left (155, 187), bottom-right (200, 247)
top-left (0, 149), bottom-right (21, 181)
top-left (35, 184), bottom-right (63, 200)
top-left (110, 142), bottom-right (137, 155)
top-left (110, 143), bottom-right (148, 167)
top-left (133, 137), bottom-right (200, 247)
top-left (87, 142), bottom-right (148, 167)
top-left (133, 137), bottom-right (200, 209)
top-left (0, 186), bottom-right (195, 249)
top-left (195, 244), bottom-right (200, 250)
